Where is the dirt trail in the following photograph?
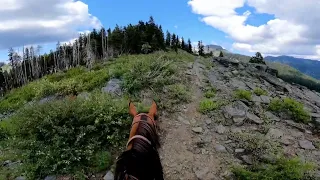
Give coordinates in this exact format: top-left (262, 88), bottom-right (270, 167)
top-left (159, 58), bottom-right (228, 180)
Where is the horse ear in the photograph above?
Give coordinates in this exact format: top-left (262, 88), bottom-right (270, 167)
top-left (148, 100), bottom-right (157, 118)
top-left (129, 101), bottom-right (138, 117)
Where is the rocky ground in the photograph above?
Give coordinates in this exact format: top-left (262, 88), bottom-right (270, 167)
top-left (159, 57), bottom-right (320, 179)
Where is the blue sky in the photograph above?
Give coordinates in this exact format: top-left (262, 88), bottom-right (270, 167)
top-left (1, 0), bottom-right (319, 62)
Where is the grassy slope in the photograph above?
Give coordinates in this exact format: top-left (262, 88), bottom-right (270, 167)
top-left (0, 50), bottom-right (194, 179)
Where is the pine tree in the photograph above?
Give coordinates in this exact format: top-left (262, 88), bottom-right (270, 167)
top-left (165, 31), bottom-right (171, 47)
top-left (198, 41), bottom-right (204, 56)
top-left (171, 33), bottom-right (176, 48)
top-left (187, 39), bottom-right (192, 53)
top-left (219, 51), bottom-right (224, 57)
top-left (181, 37), bottom-right (185, 50)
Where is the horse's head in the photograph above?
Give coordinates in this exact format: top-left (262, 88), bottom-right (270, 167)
top-left (114, 100), bottom-right (164, 180)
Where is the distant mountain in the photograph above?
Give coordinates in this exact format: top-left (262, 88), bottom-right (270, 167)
top-left (204, 45), bottom-right (229, 56)
top-left (265, 56), bottom-right (320, 80)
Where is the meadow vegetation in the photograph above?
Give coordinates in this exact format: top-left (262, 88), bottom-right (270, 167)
top-left (268, 97), bottom-right (310, 123)
top-left (0, 51), bottom-right (194, 179)
top-left (234, 89), bottom-right (252, 101)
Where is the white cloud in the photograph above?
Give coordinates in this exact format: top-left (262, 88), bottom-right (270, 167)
top-left (174, 25), bottom-right (178, 29)
top-left (0, 0), bottom-right (101, 50)
top-left (188, 0), bottom-right (320, 59)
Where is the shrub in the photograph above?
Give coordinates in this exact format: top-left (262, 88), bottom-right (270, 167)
top-left (7, 93), bottom-right (131, 178)
top-left (204, 87), bottom-right (216, 98)
top-left (232, 157), bottom-right (315, 180)
top-left (229, 132), bottom-right (281, 158)
top-left (269, 98), bottom-right (310, 123)
top-left (253, 88), bottom-right (267, 96)
top-left (167, 84), bottom-right (189, 102)
top-left (234, 89), bottom-right (252, 101)
top-left (198, 99), bottom-right (221, 114)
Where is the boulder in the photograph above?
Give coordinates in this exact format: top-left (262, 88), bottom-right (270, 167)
top-left (260, 95), bottom-right (271, 104)
top-left (266, 128), bottom-right (284, 139)
top-left (214, 57), bottom-right (239, 67)
top-left (265, 111), bottom-right (280, 122)
top-left (104, 171), bottom-right (114, 180)
top-left (266, 67), bottom-right (278, 76)
top-left (223, 105), bottom-right (246, 125)
top-left (101, 78), bottom-right (122, 95)
top-left (192, 127), bottom-right (203, 133)
top-left (246, 113), bottom-right (263, 124)
top-left (299, 140), bottom-right (315, 150)
top-left (216, 124), bottom-right (227, 134)
top-left (214, 144), bottom-right (227, 152)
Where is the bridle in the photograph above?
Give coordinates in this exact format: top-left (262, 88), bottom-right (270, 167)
top-left (122, 113), bottom-right (158, 180)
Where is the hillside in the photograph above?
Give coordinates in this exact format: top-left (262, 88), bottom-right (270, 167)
top-left (1, 50), bottom-right (320, 180)
top-left (265, 55), bottom-right (320, 80)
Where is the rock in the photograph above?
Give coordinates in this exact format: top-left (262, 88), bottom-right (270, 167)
top-left (231, 127), bottom-right (242, 133)
top-left (234, 101), bottom-right (250, 112)
top-left (266, 128), bottom-right (284, 139)
top-left (215, 57), bottom-right (239, 67)
top-left (78, 92), bottom-right (90, 100)
top-left (246, 113), bottom-right (263, 124)
top-left (44, 175), bottom-right (56, 180)
top-left (15, 177), bottom-right (26, 180)
top-left (299, 140), bottom-right (316, 150)
top-left (266, 67), bottom-right (278, 76)
top-left (103, 171), bottom-right (114, 180)
top-left (235, 149), bottom-right (245, 153)
top-left (178, 116), bottom-right (190, 125)
top-left (244, 82), bottom-right (256, 90)
top-left (194, 167), bottom-right (209, 180)
top-left (187, 62), bottom-right (193, 69)
top-left (214, 144), bottom-right (227, 152)
top-left (205, 119), bottom-right (212, 125)
top-left (230, 79), bottom-right (248, 90)
top-left (241, 155), bottom-right (253, 165)
top-left (186, 70), bottom-right (193, 75)
top-left (232, 70), bottom-right (239, 75)
top-left (311, 113), bottom-right (320, 118)
top-left (280, 136), bottom-right (295, 145)
top-left (216, 124), bottom-right (227, 134)
top-left (101, 78), bottom-right (122, 95)
top-left (252, 95), bottom-right (262, 103)
top-left (192, 127), bottom-right (203, 133)
top-left (39, 95), bottom-right (56, 104)
top-left (3, 160), bottom-right (21, 169)
top-left (223, 105), bottom-right (246, 125)
top-left (265, 111), bottom-right (280, 122)
top-left (260, 95), bottom-right (271, 104)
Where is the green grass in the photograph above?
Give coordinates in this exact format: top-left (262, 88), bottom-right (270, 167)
top-left (234, 89), bottom-right (252, 101)
top-left (253, 88), bottom-right (267, 96)
top-left (198, 98), bottom-right (221, 114)
top-left (204, 87), bottom-right (217, 98)
top-left (269, 98), bottom-right (310, 123)
top-left (232, 157), bottom-right (315, 180)
top-left (200, 57), bottom-right (214, 69)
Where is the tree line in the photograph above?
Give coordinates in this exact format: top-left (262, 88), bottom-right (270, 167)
top-left (0, 17), bottom-right (194, 95)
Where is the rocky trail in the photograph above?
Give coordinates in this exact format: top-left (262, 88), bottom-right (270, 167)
top-left (158, 57), bottom-right (320, 179)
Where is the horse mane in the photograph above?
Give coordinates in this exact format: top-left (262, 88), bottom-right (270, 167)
top-left (114, 114), bottom-right (163, 180)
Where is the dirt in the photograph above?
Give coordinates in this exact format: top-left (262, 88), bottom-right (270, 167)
top-left (158, 58), bottom-right (232, 180)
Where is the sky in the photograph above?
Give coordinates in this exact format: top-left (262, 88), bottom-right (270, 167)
top-left (0, 0), bottom-right (320, 62)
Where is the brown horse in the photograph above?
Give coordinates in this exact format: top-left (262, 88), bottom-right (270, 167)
top-left (114, 100), bottom-right (164, 180)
